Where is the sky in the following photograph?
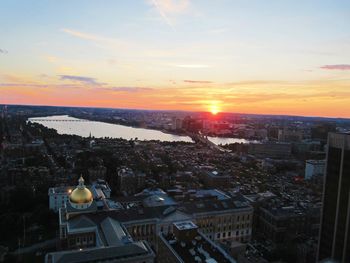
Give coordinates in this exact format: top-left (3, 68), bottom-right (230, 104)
top-left (0, 0), bottom-right (350, 117)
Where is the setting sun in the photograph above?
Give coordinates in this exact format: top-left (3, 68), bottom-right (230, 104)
top-left (209, 103), bottom-right (220, 115)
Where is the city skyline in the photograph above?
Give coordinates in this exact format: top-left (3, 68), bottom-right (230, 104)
top-left (1, 0), bottom-right (350, 117)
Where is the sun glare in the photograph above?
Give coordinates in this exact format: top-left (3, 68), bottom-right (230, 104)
top-left (209, 103), bottom-right (220, 115)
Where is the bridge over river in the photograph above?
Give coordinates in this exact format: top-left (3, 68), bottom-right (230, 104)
top-left (187, 132), bottom-right (231, 153)
top-left (28, 119), bottom-right (91, 122)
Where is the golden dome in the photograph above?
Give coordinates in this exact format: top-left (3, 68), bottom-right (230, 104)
top-left (69, 176), bottom-right (93, 204)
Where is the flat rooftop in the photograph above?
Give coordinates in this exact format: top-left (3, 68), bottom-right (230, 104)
top-left (46, 241), bottom-right (153, 263)
top-left (48, 186), bottom-right (73, 195)
top-left (163, 233), bottom-right (235, 263)
top-left (173, 221), bottom-right (198, 231)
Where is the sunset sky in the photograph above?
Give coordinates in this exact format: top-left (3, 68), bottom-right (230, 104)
top-left (1, 0), bottom-right (350, 117)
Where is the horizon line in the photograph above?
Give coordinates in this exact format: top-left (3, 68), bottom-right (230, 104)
top-left (1, 102), bottom-right (349, 121)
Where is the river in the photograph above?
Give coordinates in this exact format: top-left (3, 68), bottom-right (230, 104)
top-left (28, 115), bottom-right (257, 145)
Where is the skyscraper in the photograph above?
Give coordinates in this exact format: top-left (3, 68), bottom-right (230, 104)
top-left (318, 133), bottom-right (350, 262)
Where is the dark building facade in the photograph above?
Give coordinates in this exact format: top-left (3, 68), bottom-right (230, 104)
top-left (318, 133), bottom-right (350, 263)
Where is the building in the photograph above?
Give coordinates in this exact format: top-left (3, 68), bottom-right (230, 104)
top-left (51, 180), bottom-right (253, 261)
top-left (158, 221), bottom-right (236, 263)
top-left (305, 160), bottom-right (325, 180)
top-left (248, 142), bottom-right (292, 159)
top-left (201, 170), bottom-right (231, 188)
top-left (48, 213), bottom-right (154, 263)
top-left (317, 133), bottom-right (350, 262)
top-left (46, 241), bottom-right (154, 263)
top-left (311, 123), bottom-right (336, 141)
top-left (88, 165), bottom-right (107, 182)
top-left (278, 128), bottom-right (303, 142)
top-left (47, 177), bottom-right (155, 263)
top-left (48, 186), bottom-right (73, 212)
top-left (171, 117), bottom-right (183, 131)
top-left (91, 179), bottom-right (111, 199)
top-left (117, 167), bottom-right (146, 195)
top-left (258, 204), bottom-right (320, 243)
top-left (48, 178), bottom-right (111, 212)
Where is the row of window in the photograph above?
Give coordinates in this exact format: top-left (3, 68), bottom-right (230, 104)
top-left (130, 224), bottom-right (155, 236)
top-left (216, 229), bottom-right (250, 239)
top-left (69, 235), bottom-right (94, 247)
top-left (196, 214), bottom-right (252, 227)
top-left (216, 223), bottom-right (251, 232)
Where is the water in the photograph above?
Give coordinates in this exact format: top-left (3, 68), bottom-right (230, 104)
top-left (28, 115), bottom-right (256, 145)
top-left (207, 136), bottom-right (259, 145)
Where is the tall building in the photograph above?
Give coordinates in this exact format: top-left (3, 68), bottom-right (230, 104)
top-left (305, 160), bottom-right (325, 180)
top-left (317, 133), bottom-right (350, 262)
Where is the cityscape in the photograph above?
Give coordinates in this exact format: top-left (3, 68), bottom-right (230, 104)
top-left (1, 1), bottom-right (350, 263)
top-left (0, 105), bottom-right (349, 262)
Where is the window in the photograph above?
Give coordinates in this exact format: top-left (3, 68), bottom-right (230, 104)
top-left (223, 232), bottom-right (226, 238)
top-left (217, 233), bottom-right (220, 239)
top-left (228, 231), bottom-right (231, 237)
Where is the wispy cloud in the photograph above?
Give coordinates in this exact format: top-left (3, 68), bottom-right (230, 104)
top-left (61, 28), bottom-right (126, 49)
top-left (58, 75), bottom-right (152, 93)
top-left (320, 64), bottom-right (350, 70)
top-left (0, 83), bottom-right (48, 88)
top-left (154, 0), bottom-right (189, 13)
top-left (150, 0), bottom-right (174, 29)
top-left (62, 28), bottom-right (103, 42)
top-left (0, 49), bottom-right (8, 54)
top-left (104, 87), bottom-right (153, 92)
top-left (184, 80), bottom-right (212, 84)
top-left (148, 0), bottom-right (190, 29)
top-left (59, 75), bottom-right (104, 85)
top-left (0, 83), bottom-right (81, 90)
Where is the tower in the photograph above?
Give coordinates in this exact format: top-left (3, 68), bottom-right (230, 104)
top-left (317, 133), bottom-right (350, 262)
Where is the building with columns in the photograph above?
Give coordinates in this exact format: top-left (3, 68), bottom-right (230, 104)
top-left (47, 179), bottom-right (253, 262)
